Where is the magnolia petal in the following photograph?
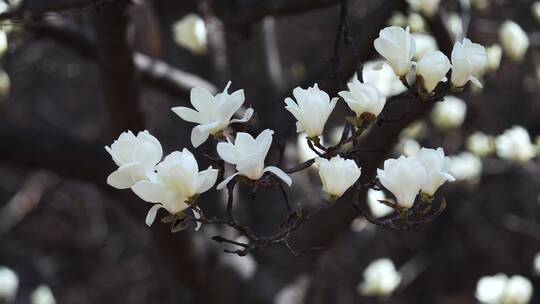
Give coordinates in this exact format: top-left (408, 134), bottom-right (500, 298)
top-left (255, 129), bottom-right (274, 157)
top-left (216, 172), bottom-right (239, 190)
top-left (219, 89), bottom-right (245, 121)
top-left (145, 204), bottom-right (163, 226)
top-left (132, 180), bottom-right (168, 203)
top-left (171, 106), bottom-right (203, 123)
top-left (229, 108), bottom-right (254, 124)
top-left (197, 167), bottom-right (219, 193)
top-left (217, 142), bottom-right (241, 164)
top-left (107, 163), bottom-right (145, 189)
top-left (190, 87), bottom-right (215, 112)
top-left (469, 76), bottom-right (483, 88)
top-left (263, 166), bottom-right (292, 187)
top-left (191, 121), bottom-right (219, 148)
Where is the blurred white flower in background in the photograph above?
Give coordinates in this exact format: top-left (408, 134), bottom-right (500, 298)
top-left (338, 75), bottom-right (386, 119)
top-left (105, 130), bottom-right (162, 189)
top-left (472, 0), bottom-right (490, 10)
top-left (416, 51), bottom-right (451, 93)
top-left (358, 258), bottom-right (402, 297)
top-left (450, 38), bottom-right (487, 88)
top-left (533, 2), bottom-right (540, 24)
top-left (397, 137), bottom-right (421, 157)
top-left (499, 21), bottom-right (529, 62)
top-left (0, 31), bottom-right (7, 58)
top-left (374, 26), bottom-right (416, 76)
top-left (172, 82), bottom-right (253, 148)
top-left (217, 129), bottom-right (292, 189)
top-left (431, 96), bottom-right (467, 130)
top-left (296, 133), bottom-right (318, 163)
top-left (486, 44), bottom-right (503, 72)
top-left (30, 285), bottom-right (56, 304)
top-left (407, 13), bottom-right (427, 33)
top-left (448, 152), bottom-right (482, 182)
top-left (285, 84), bottom-right (337, 138)
top-left (0, 266), bottom-right (18, 301)
top-left (387, 11), bottom-right (407, 27)
top-left (446, 13), bottom-right (463, 41)
top-left (406, 0), bottom-right (441, 17)
top-left (172, 14), bottom-right (207, 54)
top-left (467, 132), bottom-right (495, 157)
top-left (496, 126), bottom-right (536, 163)
top-left (0, 69), bottom-right (10, 100)
top-left (412, 33), bottom-right (438, 61)
top-left (476, 274), bottom-right (533, 304)
top-left (132, 149), bottom-right (218, 226)
top-left (377, 155), bottom-right (427, 208)
top-left (367, 189), bottom-right (393, 218)
top-left (533, 252), bottom-right (540, 275)
top-left (362, 61), bottom-right (407, 97)
top-left (315, 155), bottom-right (361, 200)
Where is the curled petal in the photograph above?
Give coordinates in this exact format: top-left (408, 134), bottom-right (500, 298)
top-left (216, 172), bottom-right (239, 190)
top-left (145, 204), bottom-right (163, 226)
top-left (171, 106), bottom-right (203, 123)
top-left (229, 108), bottom-right (254, 124)
top-left (263, 166), bottom-right (292, 187)
top-left (107, 163), bottom-right (146, 189)
top-left (132, 180), bottom-right (168, 203)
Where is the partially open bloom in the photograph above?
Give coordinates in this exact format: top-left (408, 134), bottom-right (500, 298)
top-left (496, 126), bottom-right (536, 163)
top-left (105, 130), bottom-right (162, 189)
top-left (358, 258), bottom-right (402, 297)
top-left (486, 44), bottom-right (503, 72)
top-left (367, 189), bottom-right (394, 218)
top-left (415, 147), bottom-right (455, 197)
top-left (172, 82), bottom-right (253, 147)
top-left (216, 129), bottom-right (291, 189)
top-left (475, 274), bottom-right (533, 304)
top-left (413, 33), bottom-right (438, 61)
top-left (30, 285), bottom-right (56, 304)
top-left (374, 26), bottom-right (416, 76)
top-left (172, 14), bottom-right (207, 54)
top-left (431, 96), bottom-right (467, 130)
top-left (0, 266), bottom-right (18, 301)
top-left (362, 61), bottom-right (407, 97)
top-left (338, 75), bottom-right (386, 119)
top-left (499, 21), bottom-right (529, 62)
top-left (416, 51), bottom-right (451, 93)
top-left (450, 38), bottom-right (488, 88)
top-left (315, 155), bottom-right (361, 199)
top-left (406, 0), bottom-right (441, 17)
top-left (132, 149), bottom-right (218, 226)
top-left (284, 84), bottom-right (337, 138)
top-left (377, 155), bottom-right (427, 209)
top-left (448, 152), bottom-right (482, 182)
top-left (467, 132), bottom-right (495, 157)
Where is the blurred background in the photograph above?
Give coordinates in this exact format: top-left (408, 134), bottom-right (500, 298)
top-left (0, 0), bottom-right (540, 303)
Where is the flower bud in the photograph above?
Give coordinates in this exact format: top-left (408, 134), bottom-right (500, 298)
top-left (315, 155), bottom-right (361, 199)
top-left (374, 26), bottom-right (416, 76)
top-left (416, 51), bottom-right (451, 93)
top-left (499, 20), bottom-right (529, 62)
top-left (338, 75), bottom-right (386, 119)
top-left (358, 258), bottom-right (401, 297)
top-left (172, 14), bottom-right (207, 54)
top-left (451, 38), bottom-right (487, 88)
top-left (431, 96), bottom-right (467, 130)
top-left (495, 126), bottom-right (536, 163)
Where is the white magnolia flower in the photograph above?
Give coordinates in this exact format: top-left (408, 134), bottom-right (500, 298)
top-left (431, 96), bottom-right (467, 130)
top-left (407, 0), bottom-right (441, 17)
top-left (533, 252), bottom-right (540, 275)
top-left (132, 148), bottom-right (218, 226)
top-left (0, 266), bottom-right (18, 301)
top-left (216, 129), bottom-right (292, 189)
top-left (367, 189), bottom-right (394, 218)
top-left (315, 155), bottom-right (361, 199)
top-left (284, 84), bottom-right (337, 138)
top-left (496, 126), bottom-right (536, 163)
top-left (172, 82), bottom-right (253, 147)
top-left (417, 51), bottom-right (451, 93)
top-left (413, 33), bottom-right (438, 61)
top-left (486, 44), bottom-right (503, 72)
top-left (467, 132), bottom-right (495, 157)
top-left (374, 26), bottom-right (416, 76)
top-left (358, 258), bottom-right (402, 297)
top-left (30, 285), bottom-right (56, 304)
top-left (362, 61), bottom-right (407, 97)
top-left (448, 152), bottom-right (482, 182)
top-left (450, 38), bottom-right (488, 88)
top-left (499, 21), bottom-right (529, 62)
top-left (533, 2), bottom-right (540, 24)
top-left (172, 14), bottom-right (207, 54)
top-left (338, 75), bottom-right (386, 118)
top-left (476, 274), bottom-right (533, 304)
top-left (415, 147), bottom-right (455, 196)
top-left (377, 155), bottom-right (427, 209)
top-left (105, 130), bottom-right (162, 189)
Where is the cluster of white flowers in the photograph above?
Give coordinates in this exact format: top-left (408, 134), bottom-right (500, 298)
top-left (377, 147), bottom-right (454, 208)
top-left (374, 26), bottom-right (487, 94)
top-left (358, 258), bottom-right (402, 297)
top-left (475, 274), bottom-right (532, 304)
top-left (495, 126), bottom-right (536, 163)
